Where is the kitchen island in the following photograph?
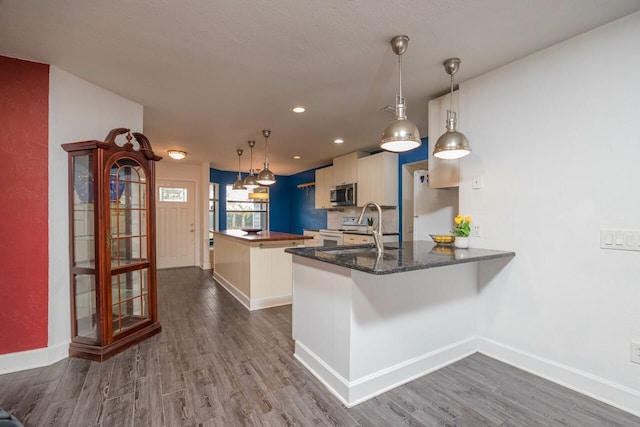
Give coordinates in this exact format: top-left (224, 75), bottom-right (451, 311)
top-left (213, 230), bottom-right (311, 310)
top-left (285, 241), bottom-right (515, 407)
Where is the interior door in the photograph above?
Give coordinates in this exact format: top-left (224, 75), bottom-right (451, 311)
top-left (156, 180), bottom-right (196, 268)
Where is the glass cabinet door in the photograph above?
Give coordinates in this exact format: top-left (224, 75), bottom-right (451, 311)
top-left (72, 154), bottom-right (98, 341)
top-left (108, 158), bottom-right (150, 334)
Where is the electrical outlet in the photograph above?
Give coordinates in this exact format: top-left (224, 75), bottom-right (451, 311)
top-left (631, 340), bottom-right (640, 364)
top-left (472, 223), bottom-right (482, 237)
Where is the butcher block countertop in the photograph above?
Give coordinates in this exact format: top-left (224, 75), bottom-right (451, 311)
top-left (214, 230), bottom-right (311, 243)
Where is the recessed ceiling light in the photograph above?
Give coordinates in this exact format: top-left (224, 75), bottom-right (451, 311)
top-left (334, 138), bottom-right (344, 144)
top-left (293, 155), bottom-right (301, 160)
top-left (291, 106), bottom-right (306, 113)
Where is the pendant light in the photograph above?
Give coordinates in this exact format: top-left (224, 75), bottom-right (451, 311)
top-left (232, 149), bottom-right (244, 190)
top-left (380, 35), bottom-right (421, 153)
top-left (433, 58), bottom-right (471, 159)
top-left (243, 140), bottom-right (259, 189)
top-left (257, 129), bottom-right (276, 185)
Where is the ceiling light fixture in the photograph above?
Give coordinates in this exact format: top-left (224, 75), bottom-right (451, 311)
top-left (257, 130), bottom-right (276, 186)
top-left (380, 35), bottom-right (421, 153)
top-left (433, 58), bottom-right (471, 159)
top-left (291, 106), bottom-right (306, 113)
top-left (293, 155), bottom-right (301, 160)
top-left (232, 149), bottom-right (244, 190)
top-left (167, 150), bottom-right (187, 160)
top-left (334, 138), bottom-right (344, 144)
top-left (243, 141), bottom-right (259, 189)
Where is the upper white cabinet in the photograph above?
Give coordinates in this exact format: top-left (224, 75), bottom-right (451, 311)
top-left (314, 166), bottom-right (333, 209)
top-left (332, 152), bottom-right (368, 186)
top-left (428, 91), bottom-right (460, 188)
top-left (357, 151), bottom-right (398, 207)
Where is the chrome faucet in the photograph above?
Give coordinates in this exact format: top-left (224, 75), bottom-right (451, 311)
top-left (358, 201), bottom-right (383, 256)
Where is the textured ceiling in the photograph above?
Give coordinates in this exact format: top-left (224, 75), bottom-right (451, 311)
top-left (2, 0), bottom-right (640, 175)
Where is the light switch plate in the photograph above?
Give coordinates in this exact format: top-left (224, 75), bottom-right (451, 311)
top-left (600, 229), bottom-right (640, 251)
top-left (472, 175), bottom-right (483, 189)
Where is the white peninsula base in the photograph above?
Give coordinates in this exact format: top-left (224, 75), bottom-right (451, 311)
top-left (292, 256), bottom-right (479, 407)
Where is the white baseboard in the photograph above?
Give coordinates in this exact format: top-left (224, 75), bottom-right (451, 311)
top-left (295, 337), bottom-right (478, 408)
top-left (478, 337), bottom-right (640, 417)
top-left (0, 340), bottom-right (69, 374)
top-left (213, 271), bottom-right (251, 310)
top-left (212, 272), bottom-right (291, 311)
top-left (249, 295), bottom-right (291, 310)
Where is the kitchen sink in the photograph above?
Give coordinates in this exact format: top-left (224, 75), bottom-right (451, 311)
top-left (321, 246), bottom-right (399, 255)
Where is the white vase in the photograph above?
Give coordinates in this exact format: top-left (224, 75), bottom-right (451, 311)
top-left (454, 236), bottom-right (469, 249)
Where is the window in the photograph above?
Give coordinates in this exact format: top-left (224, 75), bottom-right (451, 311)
top-left (159, 187), bottom-right (187, 202)
top-left (209, 183), bottom-right (219, 246)
top-left (225, 186), bottom-right (269, 230)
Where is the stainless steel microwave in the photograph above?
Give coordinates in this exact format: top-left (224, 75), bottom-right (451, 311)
top-left (330, 183), bottom-right (356, 207)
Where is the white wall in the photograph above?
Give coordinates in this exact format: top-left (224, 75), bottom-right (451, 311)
top-left (459, 12), bottom-right (640, 413)
top-left (47, 67), bottom-right (143, 362)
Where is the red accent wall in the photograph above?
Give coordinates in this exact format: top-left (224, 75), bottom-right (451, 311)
top-left (0, 56), bottom-right (50, 354)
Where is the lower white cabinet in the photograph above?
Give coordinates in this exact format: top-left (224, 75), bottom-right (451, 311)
top-left (213, 233), bottom-right (306, 310)
top-left (343, 233), bottom-right (399, 245)
top-left (343, 234), bottom-right (372, 245)
top-left (303, 230), bottom-right (322, 247)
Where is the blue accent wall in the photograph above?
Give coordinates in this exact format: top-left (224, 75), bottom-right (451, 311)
top-left (210, 166), bottom-right (327, 234)
top-left (209, 168), bottom-right (238, 231)
top-left (287, 168), bottom-right (328, 234)
top-left (268, 175), bottom-right (292, 232)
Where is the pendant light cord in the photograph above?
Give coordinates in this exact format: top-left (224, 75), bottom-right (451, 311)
top-left (449, 72), bottom-right (454, 112)
top-left (249, 145), bottom-right (253, 174)
top-left (264, 136), bottom-right (269, 166)
top-left (398, 54), bottom-right (403, 102)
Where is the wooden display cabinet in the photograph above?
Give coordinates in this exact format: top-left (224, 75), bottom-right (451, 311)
top-left (62, 128), bottom-right (162, 361)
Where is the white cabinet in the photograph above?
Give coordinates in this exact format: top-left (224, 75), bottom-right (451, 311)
top-left (332, 152), bottom-right (368, 186)
top-left (343, 234), bottom-right (372, 245)
top-left (428, 91), bottom-right (460, 188)
top-left (303, 230), bottom-right (322, 247)
top-left (314, 166), bottom-right (333, 209)
top-left (357, 151), bottom-right (398, 206)
top-left (343, 233), bottom-right (399, 245)
top-left (213, 233), bottom-right (306, 310)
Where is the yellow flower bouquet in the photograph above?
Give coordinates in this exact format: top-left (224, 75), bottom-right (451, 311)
top-left (452, 214), bottom-right (472, 237)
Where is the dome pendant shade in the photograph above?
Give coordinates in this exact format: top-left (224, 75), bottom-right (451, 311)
top-left (243, 173), bottom-right (259, 189)
top-left (433, 58), bottom-right (471, 160)
top-left (232, 149), bottom-right (244, 190)
top-left (257, 168), bottom-right (276, 186)
top-left (434, 112), bottom-right (471, 159)
top-left (380, 117), bottom-right (421, 152)
top-left (257, 129), bottom-right (276, 186)
top-left (380, 35), bottom-right (421, 153)
top-left (243, 140), bottom-right (260, 189)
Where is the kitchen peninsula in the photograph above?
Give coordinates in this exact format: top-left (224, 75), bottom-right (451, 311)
top-left (213, 230), bottom-right (311, 310)
top-left (285, 241), bottom-right (515, 407)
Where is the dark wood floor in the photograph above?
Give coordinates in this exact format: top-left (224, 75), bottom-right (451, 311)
top-left (1, 267), bottom-right (638, 426)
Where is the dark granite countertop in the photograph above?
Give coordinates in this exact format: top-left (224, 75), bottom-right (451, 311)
top-left (285, 241), bottom-right (515, 275)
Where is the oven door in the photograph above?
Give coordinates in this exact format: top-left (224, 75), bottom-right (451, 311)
top-left (319, 232), bottom-right (343, 247)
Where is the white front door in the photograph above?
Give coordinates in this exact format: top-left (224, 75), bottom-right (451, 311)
top-left (156, 180), bottom-right (196, 269)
